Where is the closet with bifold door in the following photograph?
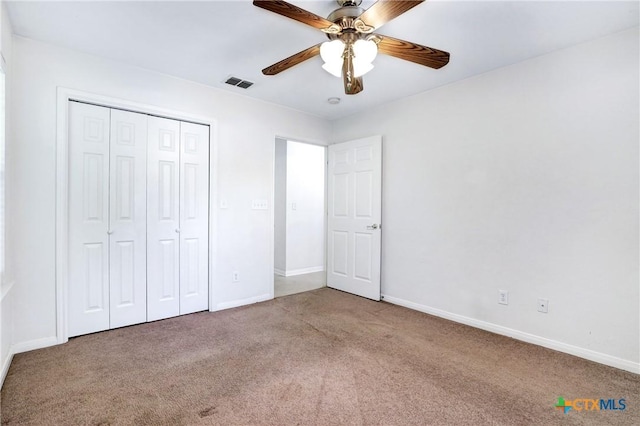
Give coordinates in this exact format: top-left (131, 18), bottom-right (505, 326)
top-left (67, 101), bottom-right (210, 338)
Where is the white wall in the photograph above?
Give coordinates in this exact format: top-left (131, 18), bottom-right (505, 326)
top-left (274, 138), bottom-right (287, 275)
top-left (0, 0), bottom-right (13, 384)
top-left (332, 28), bottom-right (639, 372)
top-left (7, 36), bottom-right (330, 348)
top-left (285, 141), bottom-right (325, 275)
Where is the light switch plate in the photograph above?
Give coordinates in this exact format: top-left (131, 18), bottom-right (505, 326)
top-left (498, 290), bottom-right (508, 305)
top-left (251, 199), bottom-right (268, 210)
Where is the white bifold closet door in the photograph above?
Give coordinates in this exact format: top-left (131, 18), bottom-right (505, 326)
top-left (68, 102), bottom-right (209, 336)
top-left (68, 102), bottom-right (148, 337)
top-left (109, 109), bottom-right (148, 328)
top-left (178, 122), bottom-right (210, 315)
top-left (147, 117), bottom-right (209, 321)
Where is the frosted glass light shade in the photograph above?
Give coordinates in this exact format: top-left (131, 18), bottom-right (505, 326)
top-left (354, 62), bottom-right (374, 77)
top-left (322, 62), bottom-right (343, 78)
top-left (320, 40), bottom-right (345, 77)
top-left (353, 39), bottom-right (377, 77)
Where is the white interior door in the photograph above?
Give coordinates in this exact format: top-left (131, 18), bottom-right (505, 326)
top-left (179, 122), bottom-right (209, 315)
top-left (68, 102), bottom-right (111, 337)
top-left (147, 116), bottom-right (181, 321)
top-left (327, 136), bottom-right (382, 300)
top-left (109, 109), bottom-right (147, 328)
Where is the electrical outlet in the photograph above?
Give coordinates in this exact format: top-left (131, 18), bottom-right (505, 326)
top-left (219, 199), bottom-right (228, 209)
top-left (498, 290), bottom-right (509, 305)
top-left (537, 298), bottom-right (549, 313)
top-left (232, 271), bottom-right (240, 282)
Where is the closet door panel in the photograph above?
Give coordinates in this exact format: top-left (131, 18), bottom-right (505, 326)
top-left (179, 122), bottom-right (209, 314)
top-left (147, 116), bottom-right (181, 321)
top-left (109, 109), bottom-right (148, 328)
top-left (68, 102), bottom-right (110, 337)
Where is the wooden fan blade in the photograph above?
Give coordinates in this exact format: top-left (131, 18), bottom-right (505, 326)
top-left (358, 0), bottom-right (424, 31)
top-left (376, 34), bottom-right (450, 69)
top-left (262, 44), bottom-right (322, 75)
top-left (253, 0), bottom-right (341, 33)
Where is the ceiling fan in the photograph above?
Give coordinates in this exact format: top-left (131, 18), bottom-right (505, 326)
top-left (253, 0), bottom-right (450, 95)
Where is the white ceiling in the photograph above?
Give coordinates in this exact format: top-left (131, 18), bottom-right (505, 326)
top-left (6, 0), bottom-right (639, 120)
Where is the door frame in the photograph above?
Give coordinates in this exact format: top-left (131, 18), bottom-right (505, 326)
top-left (55, 87), bottom-right (218, 344)
top-left (271, 136), bottom-right (329, 298)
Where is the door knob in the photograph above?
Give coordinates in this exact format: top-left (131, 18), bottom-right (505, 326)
top-left (175, 228), bottom-right (181, 233)
top-left (107, 230), bottom-right (113, 235)
top-left (367, 224), bottom-right (379, 230)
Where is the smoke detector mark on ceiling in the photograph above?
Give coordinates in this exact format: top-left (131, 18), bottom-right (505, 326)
top-left (225, 76), bottom-right (254, 89)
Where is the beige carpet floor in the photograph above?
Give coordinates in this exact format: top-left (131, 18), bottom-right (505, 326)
top-left (1, 288), bottom-right (638, 425)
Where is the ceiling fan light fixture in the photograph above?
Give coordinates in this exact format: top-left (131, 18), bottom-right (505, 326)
top-left (352, 38), bottom-right (377, 77)
top-left (320, 39), bottom-right (345, 77)
top-left (254, 0), bottom-right (450, 95)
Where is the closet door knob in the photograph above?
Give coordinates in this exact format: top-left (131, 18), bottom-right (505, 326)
top-left (107, 230), bottom-right (113, 235)
top-left (175, 228), bottom-right (181, 233)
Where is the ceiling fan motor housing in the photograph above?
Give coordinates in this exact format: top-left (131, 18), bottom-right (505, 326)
top-left (326, 5), bottom-right (367, 40)
top-left (337, 0), bottom-right (362, 7)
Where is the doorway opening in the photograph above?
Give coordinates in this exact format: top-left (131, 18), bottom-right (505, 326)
top-left (274, 138), bottom-right (326, 297)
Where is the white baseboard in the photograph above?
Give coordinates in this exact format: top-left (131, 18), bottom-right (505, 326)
top-left (1, 280), bottom-right (15, 386)
top-left (11, 336), bottom-right (59, 355)
top-left (274, 268), bottom-right (286, 277)
top-left (0, 349), bottom-right (13, 385)
top-left (214, 293), bottom-right (272, 311)
top-left (382, 294), bottom-right (640, 375)
top-left (284, 266), bottom-right (324, 277)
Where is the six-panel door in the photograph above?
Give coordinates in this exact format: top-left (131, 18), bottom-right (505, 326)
top-left (147, 116), bottom-right (182, 321)
top-left (179, 122), bottom-right (210, 315)
top-left (327, 136), bottom-right (382, 301)
top-left (68, 102), bottom-right (111, 337)
top-left (109, 109), bottom-right (148, 329)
